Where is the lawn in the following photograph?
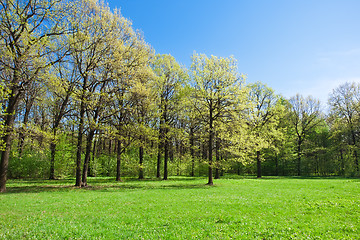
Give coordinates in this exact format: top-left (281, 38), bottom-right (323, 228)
top-left (0, 176), bottom-right (359, 239)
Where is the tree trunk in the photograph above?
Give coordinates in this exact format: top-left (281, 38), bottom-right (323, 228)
top-left (82, 129), bottom-right (95, 187)
top-left (156, 150), bottom-right (161, 178)
top-left (49, 142), bottom-right (56, 180)
top-left (350, 127), bottom-right (359, 172)
top-left (0, 85), bottom-right (22, 193)
top-left (257, 151), bottom-right (262, 178)
top-left (275, 153), bottom-right (279, 176)
top-left (207, 106), bottom-right (214, 185)
top-left (139, 145), bottom-right (144, 179)
top-left (297, 140), bottom-right (302, 176)
top-left (156, 130), bottom-right (162, 178)
top-left (89, 138), bottom-right (97, 177)
top-left (163, 136), bottom-right (169, 180)
top-left (75, 100), bottom-right (85, 187)
top-left (116, 140), bottom-right (122, 181)
top-left (190, 127), bottom-right (195, 177)
top-left (340, 149), bottom-right (344, 176)
top-left (18, 98), bottom-right (34, 157)
top-left (108, 139), bottom-right (112, 155)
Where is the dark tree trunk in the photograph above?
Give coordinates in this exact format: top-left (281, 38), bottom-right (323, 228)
top-left (350, 128), bottom-right (359, 171)
top-left (49, 142), bottom-right (56, 180)
top-left (156, 129), bottom-right (162, 178)
top-left (1, 85), bottom-right (22, 192)
top-left (190, 127), bottom-right (195, 177)
top-left (156, 150), bottom-right (161, 178)
top-left (340, 149), bottom-right (344, 176)
top-left (139, 145), bottom-right (144, 179)
top-left (207, 105), bottom-right (214, 185)
top-left (116, 140), bottom-right (122, 181)
top-left (75, 100), bottom-right (85, 187)
top-left (163, 136), bottom-right (169, 180)
top-left (256, 151), bottom-right (262, 178)
top-left (297, 140), bottom-right (302, 176)
top-left (18, 97), bottom-right (34, 157)
top-left (82, 129), bottom-right (95, 187)
top-left (108, 139), bottom-right (112, 155)
top-left (89, 138), bottom-right (97, 177)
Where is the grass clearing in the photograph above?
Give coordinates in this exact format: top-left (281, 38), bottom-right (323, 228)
top-left (1, 176), bottom-right (359, 239)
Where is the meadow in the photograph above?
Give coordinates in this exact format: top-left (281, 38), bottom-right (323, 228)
top-left (0, 176), bottom-right (359, 239)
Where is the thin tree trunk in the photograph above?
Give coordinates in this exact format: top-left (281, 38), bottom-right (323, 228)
top-left (297, 140), bottom-right (302, 176)
top-left (18, 98), bottom-right (34, 157)
top-left (207, 106), bottom-right (214, 185)
top-left (157, 151), bottom-right (161, 178)
top-left (190, 127), bottom-right (195, 177)
top-left (163, 136), bottom-right (169, 180)
top-left (275, 153), bottom-right (279, 176)
top-left (75, 100), bottom-right (85, 187)
top-left (89, 138), bottom-right (97, 177)
top-left (49, 142), bottom-right (56, 180)
top-left (82, 129), bottom-right (95, 187)
top-left (108, 139), bottom-right (112, 155)
top-left (139, 144), bottom-right (144, 179)
top-left (156, 131), bottom-right (162, 178)
top-left (116, 139), bottom-right (122, 181)
top-left (350, 128), bottom-right (359, 171)
top-left (340, 149), bottom-right (344, 176)
top-left (256, 150), bottom-right (262, 178)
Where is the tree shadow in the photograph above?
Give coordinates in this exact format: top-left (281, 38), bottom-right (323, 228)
top-left (4, 177), bottom-right (211, 194)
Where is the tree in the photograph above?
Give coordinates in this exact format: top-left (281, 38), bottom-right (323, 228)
top-left (328, 82), bottom-right (360, 172)
top-left (110, 30), bottom-right (153, 182)
top-left (246, 82), bottom-right (283, 178)
top-left (288, 94), bottom-right (322, 176)
top-left (130, 77), bottom-right (155, 180)
top-left (151, 54), bottom-right (186, 180)
top-left (190, 53), bottom-right (245, 185)
top-left (0, 0), bottom-right (72, 192)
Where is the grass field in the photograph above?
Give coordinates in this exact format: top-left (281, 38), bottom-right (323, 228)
top-left (0, 176), bottom-right (359, 239)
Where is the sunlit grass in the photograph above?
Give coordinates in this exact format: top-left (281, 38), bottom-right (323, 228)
top-left (1, 176), bottom-right (359, 239)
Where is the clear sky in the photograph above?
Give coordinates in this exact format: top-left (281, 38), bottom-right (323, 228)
top-left (107, 0), bottom-right (360, 107)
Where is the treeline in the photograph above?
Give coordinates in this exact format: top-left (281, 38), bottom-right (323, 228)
top-left (0, 0), bottom-right (359, 192)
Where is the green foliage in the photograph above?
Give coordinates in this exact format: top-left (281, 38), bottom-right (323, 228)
top-left (54, 134), bottom-right (77, 178)
top-left (8, 148), bottom-right (50, 179)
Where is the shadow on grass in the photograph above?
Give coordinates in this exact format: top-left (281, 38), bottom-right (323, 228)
top-left (5, 175), bottom-right (357, 194)
top-left (4, 177), bottom-right (211, 194)
top-left (222, 174), bottom-right (359, 180)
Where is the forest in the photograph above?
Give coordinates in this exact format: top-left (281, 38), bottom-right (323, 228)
top-left (1, 0), bottom-right (359, 193)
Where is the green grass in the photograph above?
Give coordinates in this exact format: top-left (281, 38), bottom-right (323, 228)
top-left (1, 176), bottom-right (359, 239)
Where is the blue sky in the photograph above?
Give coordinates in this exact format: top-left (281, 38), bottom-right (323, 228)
top-left (108, 0), bottom-right (360, 107)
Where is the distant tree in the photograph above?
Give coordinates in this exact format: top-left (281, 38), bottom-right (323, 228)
top-left (246, 82), bottom-right (283, 178)
top-left (289, 94), bottom-right (322, 176)
top-left (130, 77), bottom-right (155, 180)
top-left (328, 82), bottom-right (360, 172)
